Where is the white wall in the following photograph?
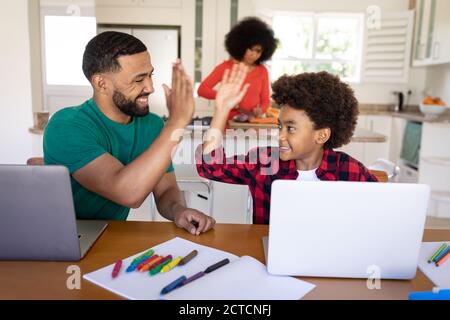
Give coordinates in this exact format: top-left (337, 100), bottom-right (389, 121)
top-left (0, 0), bottom-right (39, 164)
top-left (237, 0), bottom-right (426, 106)
top-left (425, 64), bottom-right (450, 105)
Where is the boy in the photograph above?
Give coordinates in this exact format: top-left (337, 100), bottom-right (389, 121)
top-left (196, 64), bottom-right (378, 224)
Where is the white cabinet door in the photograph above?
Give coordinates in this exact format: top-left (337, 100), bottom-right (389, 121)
top-left (413, 0), bottom-right (450, 66)
top-left (364, 115), bottom-right (391, 165)
top-left (338, 142), bottom-right (365, 164)
top-left (431, 0), bottom-right (450, 64)
top-left (340, 115), bottom-right (392, 166)
top-left (413, 0), bottom-right (434, 65)
top-left (96, 0), bottom-right (181, 7)
top-left (96, 0), bottom-right (138, 6)
top-left (336, 115), bottom-right (367, 164)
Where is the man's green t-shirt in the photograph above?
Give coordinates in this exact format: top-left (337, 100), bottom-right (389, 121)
top-left (44, 98), bottom-right (174, 220)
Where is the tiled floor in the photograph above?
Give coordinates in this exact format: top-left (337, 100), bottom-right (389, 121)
top-left (425, 216), bottom-right (450, 230)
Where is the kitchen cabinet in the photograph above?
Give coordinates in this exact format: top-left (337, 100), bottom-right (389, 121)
top-left (413, 0), bottom-right (450, 66)
top-left (96, 0), bottom-right (182, 7)
top-left (389, 117), bottom-right (407, 164)
top-left (339, 115), bottom-right (391, 167)
top-left (418, 123), bottom-right (450, 218)
top-left (418, 123), bottom-right (450, 191)
top-left (363, 115), bottom-right (392, 165)
top-left (95, 0), bottom-right (186, 28)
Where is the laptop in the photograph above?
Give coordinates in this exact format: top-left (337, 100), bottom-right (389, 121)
top-left (0, 165), bottom-right (108, 261)
top-left (264, 181), bottom-right (430, 280)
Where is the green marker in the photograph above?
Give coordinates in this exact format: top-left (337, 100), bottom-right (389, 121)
top-left (149, 258), bottom-right (172, 276)
top-left (428, 243), bottom-right (447, 263)
top-left (131, 249), bottom-right (154, 265)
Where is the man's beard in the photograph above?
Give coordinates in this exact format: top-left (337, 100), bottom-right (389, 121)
top-left (112, 90), bottom-right (150, 117)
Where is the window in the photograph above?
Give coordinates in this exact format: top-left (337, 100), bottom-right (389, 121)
top-left (271, 13), bottom-right (364, 83)
top-left (40, 3), bottom-right (96, 113)
top-left (43, 15), bottom-right (96, 86)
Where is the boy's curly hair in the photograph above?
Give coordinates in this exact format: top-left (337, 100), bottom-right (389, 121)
top-left (271, 72), bottom-right (359, 149)
top-left (225, 17), bottom-right (278, 64)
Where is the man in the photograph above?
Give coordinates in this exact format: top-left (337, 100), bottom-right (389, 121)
top-left (44, 31), bottom-right (215, 235)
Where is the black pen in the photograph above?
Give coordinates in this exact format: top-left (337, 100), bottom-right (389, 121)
top-left (162, 258), bottom-right (231, 294)
top-left (204, 258), bottom-right (230, 273)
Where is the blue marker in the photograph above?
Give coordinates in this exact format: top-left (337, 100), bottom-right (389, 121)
top-left (409, 289), bottom-right (450, 300)
top-left (160, 276), bottom-right (187, 295)
top-left (433, 247), bottom-right (450, 263)
top-left (126, 249), bottom-right (155, 272)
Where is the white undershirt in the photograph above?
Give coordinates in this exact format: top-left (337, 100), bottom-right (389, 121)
top-left (296, 169), bottom-right (320, 181)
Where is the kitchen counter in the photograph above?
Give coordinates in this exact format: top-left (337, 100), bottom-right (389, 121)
top-left (226, 121), bottom-right (386, 143)
top-left (352, 128), bottom-right (386, 143)
top-left (359, 104), bottom-right (450, 124)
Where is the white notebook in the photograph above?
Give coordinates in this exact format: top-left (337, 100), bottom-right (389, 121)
top-left (84, 237), bottom-right (315, 300)
top-left (417, 242), bottom-right (450, 288)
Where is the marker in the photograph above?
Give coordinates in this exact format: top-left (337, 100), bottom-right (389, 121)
top-left (138, 255), bottom-right (162, 272)
top-left (435, 248), bottom-right (450, 267)
top-left (204, 258), bottom-right (230, 273)
top-left (176, 260), bottom-right (229, 289)
top-left (161, 276), bottom-right (187, 295)
top-left (181, 271), bottom-right (205, 286)
top-left (178, 250), bottom-right (198, 266)
top-left (130, 249), bottom-right (154, 265)
top-left (149, 256), bottom-right (173, 276)
top-left (433, 246), bottom-right (450, 263)
top-left (428, 243), bottom-right (447, 263)
top-left (126, 249), bottom-right (155, 272)
top-left (409, 289), bottom-right (450, 300)
top-left (111, 260), bottom-right (122, 278)
top-left (161, 257), bottom-right (182, 273)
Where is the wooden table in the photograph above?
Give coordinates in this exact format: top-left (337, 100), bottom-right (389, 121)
top-left (0, 221), bottom-right (448, 300)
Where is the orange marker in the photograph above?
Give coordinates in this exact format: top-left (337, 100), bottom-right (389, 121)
top-left (136, 255), bottom-right (160, 271)
top-left (436, 250), bottom-right (450, 267)
top-left (139, 256), bottom-right (163, 272)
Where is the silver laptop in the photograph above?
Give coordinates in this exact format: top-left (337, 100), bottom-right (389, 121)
top-left (0, 165), bottom-right (107, 261)
top-left (264, 181), bottom-right (430, 280)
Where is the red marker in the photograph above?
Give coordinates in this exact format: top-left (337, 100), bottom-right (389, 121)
top-left (112, 260), bottom-right (122, 278)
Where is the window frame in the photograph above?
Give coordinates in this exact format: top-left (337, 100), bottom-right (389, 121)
top-left (40, 4), bottom-right (96, 112)
top-left (270, 11), bottom-right (365, 83)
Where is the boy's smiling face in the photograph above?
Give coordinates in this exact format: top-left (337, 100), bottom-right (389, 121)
top-left (278, 105), bottom-right (330, 166)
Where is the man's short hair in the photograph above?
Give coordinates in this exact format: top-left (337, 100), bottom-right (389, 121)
top-left (82, 31), bottom-right (147, 81)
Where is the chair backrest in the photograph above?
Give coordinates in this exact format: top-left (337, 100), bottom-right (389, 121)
top-left (26, 157), bottom-right (44, 166)
top-left (369, 169), bottom-right (388, 183)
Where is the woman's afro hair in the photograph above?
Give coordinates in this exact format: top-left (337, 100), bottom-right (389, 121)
top-left (225, 17), bottom-right (278, 64)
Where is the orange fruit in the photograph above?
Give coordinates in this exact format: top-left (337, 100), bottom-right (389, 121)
top-left (434, 98), bottom-right (446, 106)
top-left (423, 96), bottom-right (434, 105)
top-left (265, 107), bottom-right (280, 118)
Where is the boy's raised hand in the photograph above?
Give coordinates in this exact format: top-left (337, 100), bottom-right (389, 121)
top-left (202, 63), bottom-right (249, 155)
top-left (215, 63), bottom-right (250, 116)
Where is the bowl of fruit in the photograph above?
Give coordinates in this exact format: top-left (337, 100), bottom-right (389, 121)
top-left (419, 96), bottom-right (447, 118)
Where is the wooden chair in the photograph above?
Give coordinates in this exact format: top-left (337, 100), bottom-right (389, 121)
top-left (26, 157), bottom-right (44, 166)
top-left (369, 169), bottom-right (388, 183)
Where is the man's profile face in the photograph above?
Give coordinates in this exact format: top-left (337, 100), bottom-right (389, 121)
top-left (109, 51), bottom-right (155, 117)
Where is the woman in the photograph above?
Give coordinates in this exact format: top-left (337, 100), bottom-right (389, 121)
top-left (197, 17), bottom-right (278, 121)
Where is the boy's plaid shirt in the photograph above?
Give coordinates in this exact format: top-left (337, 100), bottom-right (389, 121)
top-left (196, 145), bottom-right (379, 225)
